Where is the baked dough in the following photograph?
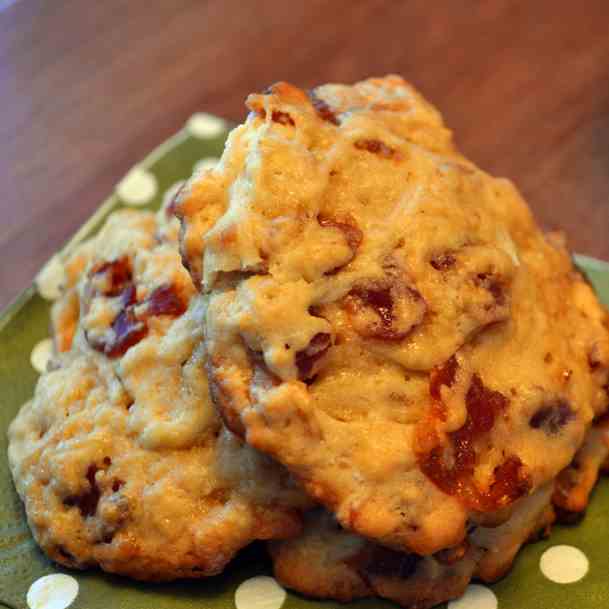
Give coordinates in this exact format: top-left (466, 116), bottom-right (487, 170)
top-left (175, 76), bottom-right (609, 553)
top-left (9, 209), bottom-right (309, 581)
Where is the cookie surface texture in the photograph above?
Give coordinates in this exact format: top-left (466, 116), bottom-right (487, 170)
top-left (176, 75), bottom-right (609, 553)
top-left (8, 209), bottom-right (308, 581)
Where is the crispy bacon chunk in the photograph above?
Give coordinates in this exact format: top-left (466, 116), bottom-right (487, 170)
top-left (271, 110), bottom-right (295, 126)
top-left (295, 333), bottom-right (332, 380)
top-left (145, 285), bottom-right (187, 316)
top-left (89, 257), bottom-right (133, 297)
top-left (487, 456), bottom-right (531, 507)
top-left (86, 260), bottom-right (185, 356)
top-left (345, 278), bottom-right (426, 341)
top-left (419, 373), bottom-right (530, 511)
top-left (462, 374), bottom-right (508, 436)
top-left (429, 355), bottom-right (458, 401)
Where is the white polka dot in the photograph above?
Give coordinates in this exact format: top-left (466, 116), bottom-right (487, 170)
top-left (448, 584), bottom-right (497, 609)
top-left (27, 574), bottom-right (78, 609)
top-left (116, 167), bottom-right (157, 206)
top-left (161, 180), bottom-right (186, 211)
top-left (36, 255), bottom-right (66, 301)
top-left (540, 544), bottom-right (589, 584)
top-left (235, 576), bottom-right (286, 609)
top-left (30, 339), bottom-right (53, 373)
top-left (187, 113), bottom-right (226, 139)
top-left (193, 157), bottom-right (220, 175)
top-left (186, 112), bottom-right (226, 140)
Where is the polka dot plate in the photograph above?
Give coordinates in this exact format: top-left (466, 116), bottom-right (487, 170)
top-left (1, 114), bottom-right (608, 609)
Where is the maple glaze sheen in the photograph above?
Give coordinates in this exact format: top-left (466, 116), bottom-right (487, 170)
top-left (419, 364), bottom-right (531, 511)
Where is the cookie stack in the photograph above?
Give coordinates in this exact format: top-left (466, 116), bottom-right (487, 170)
top-left (8, 77), bottom-right (609, 608)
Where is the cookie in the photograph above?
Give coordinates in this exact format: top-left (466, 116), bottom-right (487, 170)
top-left (552, 416), bottom-right (609, 522)
top-left (175, 76), bottom-right (609, 553)
top-left (50, 211), bottom-right (157, 354)
top-left (270, 483), bottom-right (554, 608)
top-left (51, 206), bottom-right (181, 355)
top-left (8, 209), bottom-right (309, 581)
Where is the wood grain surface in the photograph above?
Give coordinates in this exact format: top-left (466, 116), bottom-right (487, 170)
top-left (1, 0), bottom-right (608, 309)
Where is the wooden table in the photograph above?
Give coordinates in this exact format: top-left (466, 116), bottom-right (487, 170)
top-left (2, 0), bottom-right (608, 310)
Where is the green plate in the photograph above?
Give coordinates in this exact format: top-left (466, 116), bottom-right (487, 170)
top-left (1, 115), bottom-right (608, 609)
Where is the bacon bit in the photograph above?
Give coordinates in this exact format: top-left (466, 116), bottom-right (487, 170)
top-left (354, 138), bottom-right (400, 160)
top-left (112, 479), bottom-right (124, 493)
top-left (530, 399), bottom-right (574, 434)
top-left (429, 356), bottom-right (458, 401)
top-left (89, 258), bottom-right (133, 297)
top-left (271, 110), bottom-right (295, 126)
top-left (488, 456), bottom-right (531, 507)
top-left (430, 253), bottom-right (456, 271)
top-left (295, 333), bottom-right (332, 379)
top-left (63, 464), bottom-right (101, 517)
top-left (145, 285), bottom-right (187, 316)
top-left (418, 374), bottom-right (529, 511)
top-left (345, 280), bottom-right (426, 341)
top-left (307, 90), bottom-right (339, 125)
top-left (88, 282), bottom-right (187, 357)
top-left (463, 374), bottom-right (508, 436)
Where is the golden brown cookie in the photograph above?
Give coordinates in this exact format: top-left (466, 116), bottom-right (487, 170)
top-left (51, 206), bottom-right (180, 355)
top-left (8, 209), bottom-right (309, 581)
top-left (552, 416), bottom-right (609, 522)
top-left (270, 484), bottom-right (554, 608)
top-left (175, 76), bottom-right (609, 554)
